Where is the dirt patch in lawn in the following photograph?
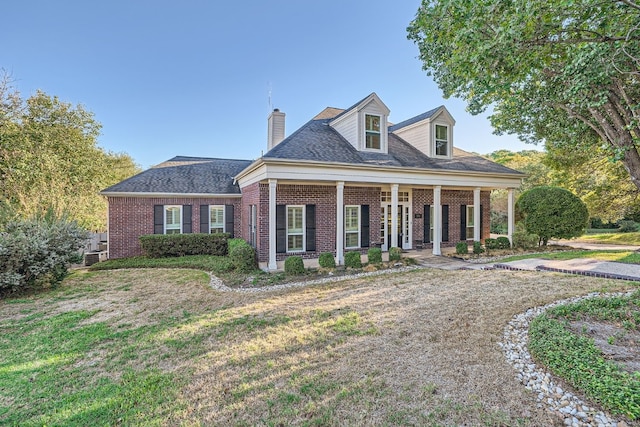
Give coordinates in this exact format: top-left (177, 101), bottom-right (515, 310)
top-left (2, 267), bottom-right (638, 426)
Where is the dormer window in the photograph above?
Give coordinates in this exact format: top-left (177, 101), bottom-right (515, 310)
top-left (435, 124), bottom-right (449, 156)
top-left (365, 114), bottom-right (381, 149)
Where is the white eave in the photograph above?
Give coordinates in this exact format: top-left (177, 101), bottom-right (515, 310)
top-left (100, 191), bottom-right (243, 198)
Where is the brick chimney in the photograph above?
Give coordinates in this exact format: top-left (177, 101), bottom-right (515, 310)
top-left (267, 108), bottom-right (285, 150)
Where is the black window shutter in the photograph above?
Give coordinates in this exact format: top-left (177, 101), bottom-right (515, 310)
top-left (225, 205), bottom-right (235, 238)
top-left (182, 205), bottom-right (192, 233)
top-left (442, 205), bottom-right (450, 242)
top-left (423, 205), bottom-right (431, 243)
top-left (276, 205), bottom-right (286, 253)
top-left (306, 205), bottom-right (316, 252)
top-left (200, 205), bottom-right (209, 233)
top-left (460, 205), bottom-right (467, 241)
top-left (361, 205), bottom-right (370, 247)
top-left (480, 204), bottom-right (484, 240)
top-left (154, 205), bottom-right (164, 234)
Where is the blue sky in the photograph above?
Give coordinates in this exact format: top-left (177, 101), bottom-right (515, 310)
top-left (4, 0), bottom-right (535, 169)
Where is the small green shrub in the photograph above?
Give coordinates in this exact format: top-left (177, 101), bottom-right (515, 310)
top-left (618, 220), bottom-right (638, 233)
top-left (388, 247), bottom-right (402, 262)
top-left (318, 252), bottom-right (336, 268)
top-left (140, 233), bottom-right (228, 258)
top-left (344, 251), bottom-right (362, 268)
top-left (496, 236), bottom-right (511, 249)
top-left (484, 238), bottom-right (499, 250)
top-left (473, 241), bottom-right (485, 255)
top-left (455, 242), bottom-right (468, 255)
top-left (284, 256), bottom-right (305, 275)
top-left (229, 241), bottom-right (257, 273)
top-left (227, 238), bottom-right (247, 254)
top-left (367, 247), bottom-right (383, 264)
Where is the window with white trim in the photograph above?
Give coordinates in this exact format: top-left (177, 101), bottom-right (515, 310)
top-left (345, 205), bottom-right (360, 248)
top-left (435, 124), bottom-right (449, 156)
top-left (466, 205), bottom-right (475, 240)
top-left (210, 205), bottom-right (224, 234)
top-left (287, 206), bottom-right (304, 252)
top-left (365, 114), bottom-right (381, 149)
top-left (165, 205), bottom-right (182, 234)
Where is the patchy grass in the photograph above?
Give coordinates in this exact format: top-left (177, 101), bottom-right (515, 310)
top-left (500, 250), bottom-right (640, 264)
top-left (1, 268), bottom-right (638, 425)
top-left (529, 291), bottom-right (640, 420)
top-left (576, 232), bottom-right (640, 245)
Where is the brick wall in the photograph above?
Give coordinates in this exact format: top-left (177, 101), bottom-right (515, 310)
top-left (107, 196), bottom-right (242, 259)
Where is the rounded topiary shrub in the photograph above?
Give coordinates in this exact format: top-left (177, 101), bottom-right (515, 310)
top-left (344, 251), bottom-right (362, 268)
top-left (496, 236), bottom-right (511, 249)
top-left (284, 256), bottom-right (305, 275)
top-left (388, 246), bottom-right (402, 261)
top-left (318, 252), bottom-right (336, 268)
top-left (473, 241), bottom-right (485, 255)
top-left (229, 242), bottom-right (257, 273)
top-left (367, 247), bottom-right (382, 264)
top-left (455, 242), bottom-right (468, 255)
top-left (484, 238), bottom-right (498, 250)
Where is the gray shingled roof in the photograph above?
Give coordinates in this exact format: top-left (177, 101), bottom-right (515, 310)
top-left (102, 156), bottom-right (252, 194)
top-left (264, 116), bottom-right (524, 176)
top-left (388, 106), bottom-right (442, 132)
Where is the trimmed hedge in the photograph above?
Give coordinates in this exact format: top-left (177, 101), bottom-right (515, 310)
top-left (388, 247), bottom-right (402, 262)
top-left (344, 251), bottom-right (362, 268)
top-left (284, 256), bottom-right (305, 275)
top-left (496, 236), bottom-right (511, 249)
top-left (318, 252), bottom-right (336, 268)
top-left (455, 242), bottom-right (468, 255)
top-left (367, 247), bottom-right (382, 264)
top-left (473, 241), bottom-right (485, 255)
top-left (229, 240), bottom-right (257, 273)
top-left (139, 233), bottom-right (228, 258)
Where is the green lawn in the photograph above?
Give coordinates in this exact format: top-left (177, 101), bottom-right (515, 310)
top-left (576, 231), bottom-right (640, 245)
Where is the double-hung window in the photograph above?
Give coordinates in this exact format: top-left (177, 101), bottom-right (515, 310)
top-left (435, 124), bottom-right (449, 156)
top-left (165, 205), bottom-right (182, 234)
top-left (287, 206), bottom-right (304, 252)
top-left (466, 205), bottom-right (474, 240)
top-left (345, 205), bottom-right (360, 248)
top-left (365, 114), bottom-right (381, 149)
top-left (209, 205), bottom-right (225, 233)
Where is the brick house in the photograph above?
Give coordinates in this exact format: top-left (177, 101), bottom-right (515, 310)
top-left (102, 93), bottom-right (523, 269)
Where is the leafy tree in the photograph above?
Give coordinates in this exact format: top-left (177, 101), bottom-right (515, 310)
top-left (408, 1), bottom-right (640, 190)
top-left (515, 186), bottom-right (589, 246)
top-left (0, 73), bottom-right (139, 230)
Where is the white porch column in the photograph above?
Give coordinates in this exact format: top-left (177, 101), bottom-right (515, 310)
top-left (336, 181), bottom-right (345, 265)
top-left (474, 187), bottom-right (481, 241)
top-left (391, 184), bottom-right (399, 248)
top-left (433, 185), bottom-right (442, 256)
top-left (507, 188), bottom-right (515, 245)
top-left (268, 179), bottom-right (278, 270)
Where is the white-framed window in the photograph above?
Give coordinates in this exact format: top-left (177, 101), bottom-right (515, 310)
top-left (345, 205), bottom-right (361, 248)
top-left (380, 191), bottom-right (391, 202)
top-left (365, 114), bottom-right (381, 149)
top-left (210, 205), bottom-right (224, 234)
top-left (287, 206), bottom-right (305, 252)
top-left (435, 124), bottom-right (449, 156)
top-left (165, 205), bottom-right (182, 234)
top-left (466, 205), bottom-right (475, 240)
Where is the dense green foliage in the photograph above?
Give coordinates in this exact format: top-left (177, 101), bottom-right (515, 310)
top-left (139, 233), bottom-right (228, 258)
top-left (516, 187), bottom-right (589, 245)
top-left (0, 212), bottom-right (88, 292)
top-left (0, 75), bottom-right (140, 230)
top-left (388, 247), bottom-right (402, 262)
top-left (228, 240), bottom-right (257, 273)
top-left (367, 247), bottom-right (383, 264)
top-left (90, 254), bottom-right (234, 274)
top-left (472, 241), bottom-right (485, 256)
top-left (409, 1), bottom-right (640, 192)
top-left (618, 220), bottom-right (638, 233)
top-left (318, 252), bottom-right (336, 269)
top-left (284, 256), bottom-right (305, 275)
top-left (529, 292), bottom-right (640, 419)
top-left (455, 242), bottom-right (468, 255)
top-left (344, 251), bottom-right (362, 268)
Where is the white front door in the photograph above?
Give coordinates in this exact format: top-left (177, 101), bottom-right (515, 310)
top-left (380, 203), bottom-right (411, 251)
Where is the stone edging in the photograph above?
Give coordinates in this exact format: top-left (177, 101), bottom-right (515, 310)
top-left (207, 265), bottom-right (421, 293)
top-left (499, 291), bottom-right (636, 427)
